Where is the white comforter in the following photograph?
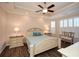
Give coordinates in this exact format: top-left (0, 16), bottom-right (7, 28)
top-left (26, 35), bottom-right (53, 45)
top-left (26, 35), bottom-right (58, 56)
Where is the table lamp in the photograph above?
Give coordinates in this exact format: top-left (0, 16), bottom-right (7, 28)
top-left (14, 27), bottom-right (20, 36)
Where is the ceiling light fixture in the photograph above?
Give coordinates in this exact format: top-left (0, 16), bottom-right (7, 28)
top-left (36, 2), bottom-right (55, 14)
top-left (42, 8), bottom-right (48, 13)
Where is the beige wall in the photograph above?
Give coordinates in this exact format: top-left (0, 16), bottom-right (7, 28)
top-left (7, 13), bottom-right (50, 36)
top-left (0, 8), bottom-right (7, 42)
top-left (0, 9), bottom-right (51, 42)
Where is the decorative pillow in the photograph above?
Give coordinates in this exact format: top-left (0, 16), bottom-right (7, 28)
top-left (33, 32), bottom-right (42, 36)
top-left (33, 32), bottom-right (37, 36)
top-left (37, 32), bottom-right (42, 36)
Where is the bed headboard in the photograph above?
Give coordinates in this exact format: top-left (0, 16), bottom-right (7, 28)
top-left (26, 28), bottom-right (44, 36)
top-left (27, 28), bottom-right (43, 32)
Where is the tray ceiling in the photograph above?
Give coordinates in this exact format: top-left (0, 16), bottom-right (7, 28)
top-left (0, 2), bottom-right (79, 18)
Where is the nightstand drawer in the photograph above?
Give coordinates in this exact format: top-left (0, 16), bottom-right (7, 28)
top-left (9, 40), bottom-right (17, 44)
top-left (10, 37), bottom-right (24, 40)
top-left (9, 35), bottom-right (24, 48)
top-left (10, 43), bottom-right (24, 48)
top-left (9, 39), bottom-right (23, 43)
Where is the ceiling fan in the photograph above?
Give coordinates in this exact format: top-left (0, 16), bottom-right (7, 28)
top-left (36, 2), bottom-right (55, 14)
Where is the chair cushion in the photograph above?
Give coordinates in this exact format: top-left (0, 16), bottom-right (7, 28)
top-left (61, 36), bottom-right (72, 40)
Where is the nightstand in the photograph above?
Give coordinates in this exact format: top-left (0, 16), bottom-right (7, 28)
top-left (9, 35), bottom-right (24, 48)
top-left (44, 33), bottom-right (57, 37)
top-left (44, 33), bottom-right (53, 36)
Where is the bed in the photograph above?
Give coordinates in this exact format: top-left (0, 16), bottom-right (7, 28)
top-left (25, 28), bottom-right (58, 57)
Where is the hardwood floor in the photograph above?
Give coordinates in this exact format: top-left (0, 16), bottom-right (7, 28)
top-left (61, 41), bottom-right (71, 48)
top-left (0, 41), bottom-right (71, 57)
top-left (35, 47), bottom-right (61, 57)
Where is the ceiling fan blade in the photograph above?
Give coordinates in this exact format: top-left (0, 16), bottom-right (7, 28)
top-left (35, 10), bottom-right (42, 12)
top-left (48, 10), bottom-right (54, 12)
top-left (38, 5), bottom-right (44, 9)
top-left (47, 4), bottom-right (55, 9)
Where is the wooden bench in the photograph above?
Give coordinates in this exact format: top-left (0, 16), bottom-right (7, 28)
top-left (60, 32), bottom-right (74, 44)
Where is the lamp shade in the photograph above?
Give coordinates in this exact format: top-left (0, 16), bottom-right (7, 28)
top-left (14, 27), bottom-right (20, 32)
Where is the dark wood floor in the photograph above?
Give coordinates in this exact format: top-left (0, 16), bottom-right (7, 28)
top-left (0, 44), bottom-right (29, 57)
top-left (61, 41), bottom-right (71, 48)
top-left (0, 41), bottom-right (71, 57)
top-left (35, 47), bottom-right (61, 57)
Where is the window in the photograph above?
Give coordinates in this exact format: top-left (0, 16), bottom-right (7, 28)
top-left (60, 17), bottom-right (79, 39)
top-left (63, 20), bottom-right (68, 27)
top-left (60, 20), bottom-right (68, 28)
top-left (68, 19), bottom-right (73, 27)
top-left (51, 21), bottom-right (55, 33)
top-left (60, 20), bottom-right (63, 28)
top-left (51, 21), bottom-right (55, 28)
top-left (73, 17), bottom-right (79, 27)
top-left (74, 18), bottom-right (77, 27)
top-left (76, 18), bottom-right (79, 27)
top-left (60, 17), bottom-right (79, 28)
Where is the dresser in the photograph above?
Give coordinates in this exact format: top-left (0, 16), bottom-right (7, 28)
top-left (9, 35), bottom-right (24, 48)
